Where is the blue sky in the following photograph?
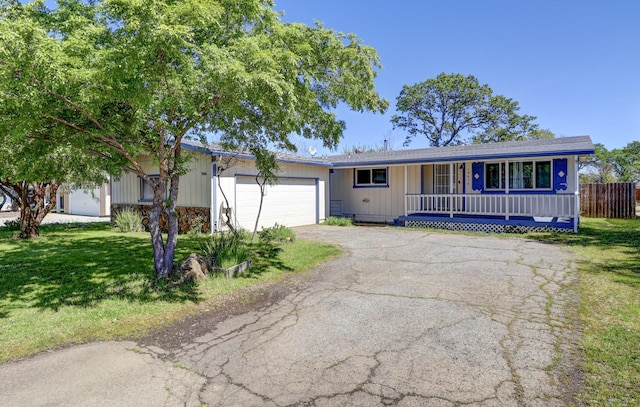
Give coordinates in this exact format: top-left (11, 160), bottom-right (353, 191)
top-left (37, 0), bottom-right (639, 154)
top-left (274, 0), bottom-right (640, 154)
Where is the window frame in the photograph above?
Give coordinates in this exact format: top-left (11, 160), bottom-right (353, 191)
top-left (353, 167), bottom-right (389, 188)
top-left (484, 160), bottom-right (553, 191)
top-left (139, 175), bottom-right (161, 202)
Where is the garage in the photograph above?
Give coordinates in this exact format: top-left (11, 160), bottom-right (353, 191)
top-left (234, 176), bottom-right (318, 230)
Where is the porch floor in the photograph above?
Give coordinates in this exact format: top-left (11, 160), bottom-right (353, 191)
top-left (395, 213), bottom-right (575, 231)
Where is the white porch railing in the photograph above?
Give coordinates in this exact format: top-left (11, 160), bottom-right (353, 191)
top-left (405, 193), bottom-right (576, 219)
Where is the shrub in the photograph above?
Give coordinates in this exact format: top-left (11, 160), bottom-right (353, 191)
top-left (258, 223), bottom-right (296, 244)
top-left (188, 215), bottom-right (206, 236)
top-left (199, 230), bottom-right (251, 271)
top-left (2, 218), bottom-right (21, 231)
top-left (324, 216), bottom-right (354, 226)
top-left (113, 208), bottom-right (144, 233)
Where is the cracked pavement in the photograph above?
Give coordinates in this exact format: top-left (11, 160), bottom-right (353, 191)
top-left (0, 226), bottom-right (581, 406)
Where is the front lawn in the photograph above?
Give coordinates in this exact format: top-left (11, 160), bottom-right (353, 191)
top-left (0, 223), bottom-right (340, 362)
top-left (529, 217), bottom-right (639, 406)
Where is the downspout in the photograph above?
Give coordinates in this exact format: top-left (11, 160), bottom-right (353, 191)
top-left (574, 155), bottom-right (579, 233)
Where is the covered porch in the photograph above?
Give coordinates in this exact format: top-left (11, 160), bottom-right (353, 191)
top-left (327, 136), bottom-right (593, 233)
top-left (397, 192), bottom-right (578, 233)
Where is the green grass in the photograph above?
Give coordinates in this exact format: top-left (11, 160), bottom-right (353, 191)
top-left (0, 222), bottom-right (340, 362)
top-left (323, 216), bottom-right (355, 226)
top-left (527, 217), bottom-right (639, 406)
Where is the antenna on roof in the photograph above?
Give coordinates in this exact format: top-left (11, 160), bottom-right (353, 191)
top-left (308, 146), bottom-right (317, 157)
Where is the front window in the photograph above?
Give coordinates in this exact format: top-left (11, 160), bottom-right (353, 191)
top-left (355, 168), bottom-right (388, 187)
top-left (486, 163), bottom-right (505, 189)
top-left (140, 175), bottom-right (160, 201)
top-left (485, 161), bottom-right (551, 190)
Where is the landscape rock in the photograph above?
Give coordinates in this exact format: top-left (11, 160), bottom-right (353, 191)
top-left (180, 253), bottom-right (209, 282)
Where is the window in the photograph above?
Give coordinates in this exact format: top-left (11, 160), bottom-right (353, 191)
top-left (139, 175), bottom-right (160, 201)
top-left (485, 163), bottom-right (505, 189)
top-left (355, 168), bottom-right (388, 187)
top-left (535, 161), bottom-right (551, 188)
top-left (485, 161), bottom-right (551, 190)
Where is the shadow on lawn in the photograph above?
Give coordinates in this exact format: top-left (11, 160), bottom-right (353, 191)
top-left (0, 223), bottom-right (294, 319)
top-left (530, 218), bottom-right (640, 288)
top-left (0, 223), bottom-right (203, 317)
top-left (247, 242), bottom-right (294, 277)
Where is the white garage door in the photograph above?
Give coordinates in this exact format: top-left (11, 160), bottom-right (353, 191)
top-left (68, 189), bottom-right (100, 217)
top-left (235, 176), bottom-right (317, 231)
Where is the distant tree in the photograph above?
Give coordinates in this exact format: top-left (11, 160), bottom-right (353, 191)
top-left (580, 142), bottom-right (640, 184)
top-left (610, 141), bottom-right (640, 183)
top-left (0, 0), bottom-right (387, 278)
top-left (527, 129), bottom-right (556, 140)
top-left (391, 73), bottom-right (539, 147)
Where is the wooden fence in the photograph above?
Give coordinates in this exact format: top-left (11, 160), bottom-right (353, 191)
top-left (580, 183), bottom-right (637, 219)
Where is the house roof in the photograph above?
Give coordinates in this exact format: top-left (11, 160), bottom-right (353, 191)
top-left (181, 136), bottom-right (594, 169)
top-left (180, 140), bottom-right (333, 167)
top-left (327, 136), bottom-right (595, 167)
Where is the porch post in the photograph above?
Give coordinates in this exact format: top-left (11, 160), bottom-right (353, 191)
top-left (574, 155), bottom-right (579, 233)
top-left (404, 165), bottom-right (408, 216)
top-left (449, 162), bottom-right (454, 218)
top-left (504, 160), bottom-right (510, 220)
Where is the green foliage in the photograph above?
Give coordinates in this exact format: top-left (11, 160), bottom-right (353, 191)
top-left (258, 223), bottom-right (296, 243)
top-left (187, 215), bottom-right (206, 236)
top-left (199, 231), bottom-right (251, 271)
top-left (2, 217), bottom-right (21, 231)
top-left (391, 72), bottom-right (539, 147)
top-left (0, 0), bottom-right (387, 275)
top-left (581, 141), bottom-right (640, 183)
top-left (528, 218), bottom-right (640, 405)
top-left (324, 216), bottom-right (355, 226)
top-left (0, 222), bottom-right (340, 362)
top-left (112, 207), bottom-right (144, 233)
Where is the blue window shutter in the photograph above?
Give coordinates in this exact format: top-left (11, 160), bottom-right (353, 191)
top-left (472, 162), bottom-right (484, 191)
top-left (553, 158), bottom-right (568, 191)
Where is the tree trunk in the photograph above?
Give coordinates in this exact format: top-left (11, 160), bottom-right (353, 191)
top-left (19, 208), bottom-right (40, 238)
top-left (8, 181), bottom-right (59, 239)
top-left (148, 171), bottom-right (181, 279)
top-left (148, 197), bottom-right (167, 278)
top-left (161, 172), bottom-right (180, 278)
top-left (251, 175), bottom-right (267, 242)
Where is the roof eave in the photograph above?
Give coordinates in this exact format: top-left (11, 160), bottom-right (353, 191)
top-left (331, 149), bottom-right (595, 168)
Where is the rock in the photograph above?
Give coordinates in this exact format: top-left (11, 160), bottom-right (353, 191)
top-left (180, 253), bottom-right (209, 282)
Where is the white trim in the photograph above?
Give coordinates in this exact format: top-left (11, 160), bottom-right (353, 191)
top-left (404, 165), bottom-right (408, 217)
top-left (574, 155), bottom-right (579, 233)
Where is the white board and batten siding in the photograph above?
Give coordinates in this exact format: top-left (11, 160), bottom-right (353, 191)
top-left (330, 165), bottom-right (421, 223)
top-left (110, 151), bottom-right (330, 230)
top-left (110, 153), bottom-right (211, 208)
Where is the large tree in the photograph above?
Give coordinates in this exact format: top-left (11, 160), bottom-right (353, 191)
top-left (580, 141), bottom-right (640, 184)
top-left (610, 141), bottom-right (640, 183)
top-left (0, 132), bottom-right (110, 238)
top-left (0, 0), bottom-right (388, 278)
top-left (391, 73), bottom-right (539, 147)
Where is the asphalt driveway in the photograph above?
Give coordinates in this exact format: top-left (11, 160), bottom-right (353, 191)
top-left (0, 226), bottom-right (580, 406)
